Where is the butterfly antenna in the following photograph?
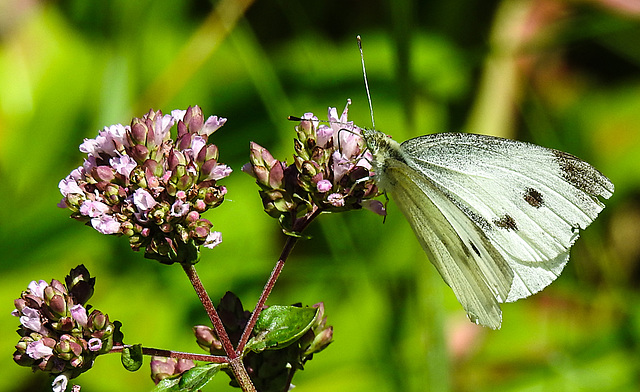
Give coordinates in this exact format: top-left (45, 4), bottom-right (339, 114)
top-left (357, 35), bottom-right (375, 130)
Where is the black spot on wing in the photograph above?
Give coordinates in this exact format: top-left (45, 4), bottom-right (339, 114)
top-left (493, 214), bottom-right (518, 231)
top-left (524, 188), bottom-right (544, 208)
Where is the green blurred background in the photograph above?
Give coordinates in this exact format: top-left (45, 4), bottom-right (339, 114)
top-left (1, 0), bottom-right (639, 391)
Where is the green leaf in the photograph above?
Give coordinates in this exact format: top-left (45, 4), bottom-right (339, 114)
top-left (245, 305), bottom-right (318, 353)
top-left (152, 363), bottom-right (223, 392)
top-left (121, 344), bottom-right (143, 371)
top-left (154, 377), bottom-right (180, 391)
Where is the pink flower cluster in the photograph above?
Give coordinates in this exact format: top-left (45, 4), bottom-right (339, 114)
top-left (243, 101), bottom-right (384, 234)
top-left (58, 106), bottom-right (231, 264)
top-left (12, 266), bottom-right (114, 383)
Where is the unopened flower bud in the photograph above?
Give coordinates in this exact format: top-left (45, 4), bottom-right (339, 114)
top-left (57, 338), bottom-right (71, 354)
top-left (143, 160), bottom-right (164, 180)
top-left (23, 294), bottom-right (43, 309)
top-left (306, 326), bottom-right (333, 355)
top-left (199, 144), bottom-right (219, 163)
top-left (190, 219), bottom-right (213, 240)
top-left (93, 166), bottom-right (115, 182)
top-left (185, 211), bottom-right (200, 224)
top-left (314, 302), bottom-right (325, 321)
top-left (300, 160), bottom-right (319, 177)
top-left (69, 340), bottom-right (83, 357)
top-left (50, 280), bottom-right (67, 295)
top-left (51, 316), bottom-right (75, 332)
top-left (199, 159), bottom-right (219, 180)
top-left (268, 163), bottom-right (284, 188)
top-left (184, 106), bottom-right (204, 133)
top-left (193, 325), bottom-right (223, 352)
top-left (174, 358), bottom-right (195, 374)
top-left (253, 165), bottom-right (270, 186)
top-left (14, 298), bottom-right (27, 313)
top-left (42, 337), bottom-right (57, 349)
top-left (249, 142), bottom-right (275, 167)
top-left (176, 174), bottom-right (194, 191)
top-left (194, 199), bottom-right (207, 212)
top-left (150, 356), bottom-right (174, 382)
top-left (87, 310), bottom-right (107, 331)
top-left (168, 149), bottom-right (187, 171)
top-left (65, 265), bottom-right (95, 306)
top-left (47, 294), bottom-right (68, 318)
top-left (130, 144), bottom-right (150, 162)
top-left (129, 121), bottom-right (149, 145)
top-left (150, 357), bottom-right (195, 384)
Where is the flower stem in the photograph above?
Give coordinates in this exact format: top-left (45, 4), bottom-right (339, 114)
top-left (235, 239), bottom-right (293, 354)
top-left (236, 206), bottom-right (321, 354)
top-left (182, 264), bottom-right (256, 392)
top-left (110, 345), bottom-right (228, 363)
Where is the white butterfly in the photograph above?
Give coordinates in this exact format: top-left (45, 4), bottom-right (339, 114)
top-left (361, 129), bottom-right (614, 329)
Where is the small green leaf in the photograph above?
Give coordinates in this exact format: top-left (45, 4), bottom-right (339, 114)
top-left (152, 363), bottom-right (223, 392)
top-left (245, 305), bottom-right (318, 353)
top-left (121, 344), bottom-right (143, 371)
top-left (154, 377), bottom-right (180, 391)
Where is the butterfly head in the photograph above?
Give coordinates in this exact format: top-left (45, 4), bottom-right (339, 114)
top-left (361, 129), bottom-right (402, 167)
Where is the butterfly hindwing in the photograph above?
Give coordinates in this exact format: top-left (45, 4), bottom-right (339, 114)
top-left (382, 158), bottom-right (513, 329)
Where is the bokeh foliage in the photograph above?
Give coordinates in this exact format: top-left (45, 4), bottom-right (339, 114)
top-left (1, 0), bottom-right (639, 391)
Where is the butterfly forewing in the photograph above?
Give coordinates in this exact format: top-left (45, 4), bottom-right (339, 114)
top-left (398, 133), bottom-right (613, 302)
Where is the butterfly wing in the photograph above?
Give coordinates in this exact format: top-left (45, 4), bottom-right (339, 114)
top-left (381, 158), bottom-right (513, 329)
top-left (399, 133), bottom-right (614, 304)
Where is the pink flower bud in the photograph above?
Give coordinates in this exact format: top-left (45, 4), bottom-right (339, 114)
top-left (317, 180), bottom-right (332, 193)
top-left (174, 359), bottom-right (195, 374)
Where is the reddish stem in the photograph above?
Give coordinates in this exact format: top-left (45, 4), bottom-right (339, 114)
top-left (235, 207), bottom-right (321, 354)
top-left (110, 345), bottom-right (228, 363)
top-left (182, 264), bottom-right (237, 357)
top-left (182, 264), bottom-right (257, 391)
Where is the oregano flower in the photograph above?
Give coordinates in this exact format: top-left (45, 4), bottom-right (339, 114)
top-left (58, 106), bottom-right (231, 264)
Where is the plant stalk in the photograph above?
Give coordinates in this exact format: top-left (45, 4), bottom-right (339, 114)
top-left (236, 206), bottom-right (321, 354)
top-left (109, 345), bottom-right (228, 363)
top-left (182, 264), bottom-right (256, 392)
